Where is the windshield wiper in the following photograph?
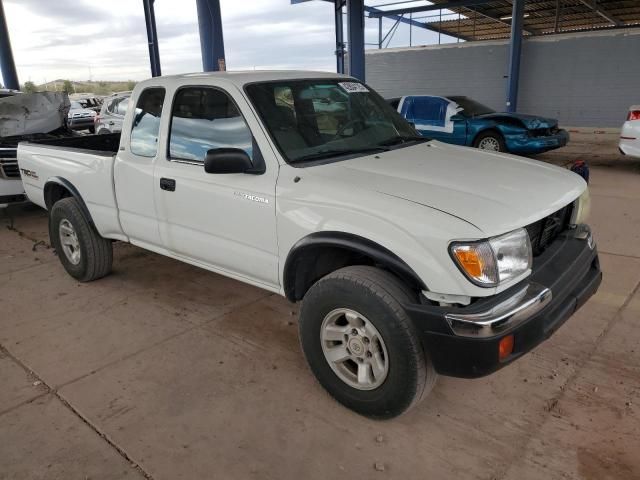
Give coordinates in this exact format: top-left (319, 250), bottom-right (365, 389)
top-left (290, 146), bottom-right (390, 163)
top-left (378, 134), bottom-right (428, 146)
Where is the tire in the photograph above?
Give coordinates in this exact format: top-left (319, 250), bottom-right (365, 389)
top-left (49, 197), bottom-right (113, 282)
top-left (299, 266), bottom-right (437, 418)
top-left (88, 126), bottom-right (96, 134)
top-left (473, 130), bottom-right (506, 152)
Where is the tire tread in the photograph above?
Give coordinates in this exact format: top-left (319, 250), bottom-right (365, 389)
top-left (50, 197), bottom-right (112, 282)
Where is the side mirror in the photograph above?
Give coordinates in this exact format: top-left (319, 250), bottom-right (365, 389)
top-left (204, 148), bottom-right (253, 174)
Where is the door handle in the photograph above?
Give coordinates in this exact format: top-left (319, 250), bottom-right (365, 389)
top-left (160, 178), bottom-right (176, 192)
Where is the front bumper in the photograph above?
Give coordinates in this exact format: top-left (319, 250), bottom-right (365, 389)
top-left (404, 226), bottom-right (601, 378)
top-left (506, 129), bottom-right (570, 155)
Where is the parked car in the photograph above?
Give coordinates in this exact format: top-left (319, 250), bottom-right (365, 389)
top-left (389, 95), bottom-right (569, 155)
top-left (67, 100), bottom-right (97, 133)
top-left (619, 105), bottom-right (640, 158)
top-left (18, 72), bottom-right (600, 418)
top-left (95, 92), bottom-right (130, 134)
top-left (0, 91), bottom-right (71, 207)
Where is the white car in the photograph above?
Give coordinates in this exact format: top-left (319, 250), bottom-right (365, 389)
top-left (619, 105), bottom-right (640, 158)
top-left (17, 71), bottom-right (601, 418)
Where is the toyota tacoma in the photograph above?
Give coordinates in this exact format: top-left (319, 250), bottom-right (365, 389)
top-left (17, 72), bottom-right (601, 418)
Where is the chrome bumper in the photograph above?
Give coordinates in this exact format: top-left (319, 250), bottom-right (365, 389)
top-left (445, 282), bottom-right (552, 337)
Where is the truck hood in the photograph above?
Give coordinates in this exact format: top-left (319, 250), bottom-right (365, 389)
top-left (476, 112), bottom-right (558, 130)
top-left (307, 141), bottom-right (585, 236)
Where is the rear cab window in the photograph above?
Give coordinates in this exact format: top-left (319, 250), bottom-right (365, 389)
top-left (130, 87), bottom-right (166, 157)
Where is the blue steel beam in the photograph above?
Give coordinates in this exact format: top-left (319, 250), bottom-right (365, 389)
top-left (365, 6), bottom-right (472, 41)
top-left (142, 0), bottom-right (162, 77)
top-left (347, 0), bottom-right (365, 80)
top-left (335, 0), bottom-right (345, 73)
top-left (506, 0), bottom-right (524, 112)
top-left (292, 0), bottom-right (471, 72)
top-left (0, 0), bottom-right (19, 90)
top-left (367, 0), bottom-right (493, 17)
top-left (196, 0), bottom-right (226, 71)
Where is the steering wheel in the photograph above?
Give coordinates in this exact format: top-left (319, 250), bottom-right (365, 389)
top-left (332, 118), bottom-right (364, 141)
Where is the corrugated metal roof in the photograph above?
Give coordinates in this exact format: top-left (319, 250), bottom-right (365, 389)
top-left (375, 0), bottom-right (640, 41)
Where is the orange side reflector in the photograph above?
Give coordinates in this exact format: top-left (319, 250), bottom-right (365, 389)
top-left (453, 249), bottom-right (483, 278)
top-left (499, 335), bottom-right (514, 362)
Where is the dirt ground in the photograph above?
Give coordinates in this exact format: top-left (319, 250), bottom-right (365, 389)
top-left (1, 132), bottom-right (639, 480)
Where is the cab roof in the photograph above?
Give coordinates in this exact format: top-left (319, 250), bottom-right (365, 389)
top-left (137, 70), bottom-right (351, 89)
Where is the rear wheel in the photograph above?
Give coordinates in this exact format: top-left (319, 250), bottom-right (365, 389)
top-left (299, 266), bottom-right (437, 418)
top-left (88, 126), bottom-right (96, 134)
top-left (49, 197), bottom-right (112, 282)
top-left (474, 131), bottom-right (506, 152)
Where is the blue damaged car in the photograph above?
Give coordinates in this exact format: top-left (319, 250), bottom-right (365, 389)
top-left (388, 95), bottom-right (569, 155)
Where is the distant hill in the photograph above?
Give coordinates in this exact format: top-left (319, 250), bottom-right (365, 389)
top-left (26, 79), bottom-right (137, 96)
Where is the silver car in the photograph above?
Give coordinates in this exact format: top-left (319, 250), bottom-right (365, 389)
top-left (95, 93), bottom-right (130, 134)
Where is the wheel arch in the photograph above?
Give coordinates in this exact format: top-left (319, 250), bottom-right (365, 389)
top-left (283, 231), bottom-right (426, 302)
top-left (44, 177), bottom-right (95, 225)
top-left (471, 127), bottom-right (504, 146)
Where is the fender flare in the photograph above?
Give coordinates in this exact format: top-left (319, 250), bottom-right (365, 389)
top-left (283, 231), bottom-right (426, 302)
top-left (43, 177), bottom-right (95, 225)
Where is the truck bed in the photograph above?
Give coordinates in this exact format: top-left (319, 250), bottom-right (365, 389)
top-left (17, 132), bottom-right (126, 240)
top-left (27, 132), bottom-right (121, 156)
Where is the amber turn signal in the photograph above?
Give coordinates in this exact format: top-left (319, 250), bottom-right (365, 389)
top-left (452, 249), bottom-right (483, 278)
top-left (498, 334), bottom-right (514, 361)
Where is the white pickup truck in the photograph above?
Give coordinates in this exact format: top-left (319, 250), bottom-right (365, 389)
top-left (18, 71), bottom-right (601, 418)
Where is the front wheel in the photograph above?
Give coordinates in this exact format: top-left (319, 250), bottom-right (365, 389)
top-left (49, 197), bottom-right (113, 282)
top-left (299, 266), bottom-right (437, 418)
top-left (474, 131), bottom-right (506, 152)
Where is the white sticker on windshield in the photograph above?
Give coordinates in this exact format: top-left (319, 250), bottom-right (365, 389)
top-left (338, 82), bottom-right (369, 93)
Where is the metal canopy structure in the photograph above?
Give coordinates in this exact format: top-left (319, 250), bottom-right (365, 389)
top-left (293, 0), bottom-right (640, 111)
top-left (385, 0), bottom-right (640, 41)
top-left (0, 0), bottom-right (227, 90)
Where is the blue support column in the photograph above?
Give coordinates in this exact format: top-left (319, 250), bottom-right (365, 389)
top-left (346, 0), bottom-right (365, 81)
top-left (335, 0), bottom-right (345, 74)
top-left (142, 0), bottom-right (162, 77)
top-left (0, 0), bottom-right (19, 90)
top-left (506, 0), bottom-right (525, 112)
top-left (196, 0), bottom-right (226, 72)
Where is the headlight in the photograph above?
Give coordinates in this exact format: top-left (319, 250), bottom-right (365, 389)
top-left (571, 188), bottom-right (590, 225)
top-left (450, 228), bottom-right (532, 287)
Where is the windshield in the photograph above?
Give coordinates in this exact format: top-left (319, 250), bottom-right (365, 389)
top-left (70, 101), bottom-right (83, 109)
top-left (448, 96), bottom-right (495, 117)
top-left (245, 79), bottom-right (422, 165)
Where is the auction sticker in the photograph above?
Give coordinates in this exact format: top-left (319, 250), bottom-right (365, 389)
top-left (338, 82), bottom-right (369, 93)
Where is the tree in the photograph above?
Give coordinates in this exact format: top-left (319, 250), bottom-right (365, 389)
top-left (23, 81), bottom-right (37, 93)
top-left (62, 80), bottom-right (73, 93)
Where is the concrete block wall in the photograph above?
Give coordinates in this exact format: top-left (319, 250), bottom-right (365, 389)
top-left (365, 28), bottom-right (640, 128)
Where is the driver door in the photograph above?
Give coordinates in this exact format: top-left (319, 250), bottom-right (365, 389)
top-left (154, 85), bottom-right (279, 289)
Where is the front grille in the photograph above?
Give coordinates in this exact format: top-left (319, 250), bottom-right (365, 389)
top-left (0, 147), bottom-right (19, 179)
top-left (530, 126), bottom-right (559, 137)
top-left (525, 203), bottom-right (573, 256)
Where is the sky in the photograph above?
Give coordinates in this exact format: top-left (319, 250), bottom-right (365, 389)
top-left (2, 0), bottom-right (457, 85)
